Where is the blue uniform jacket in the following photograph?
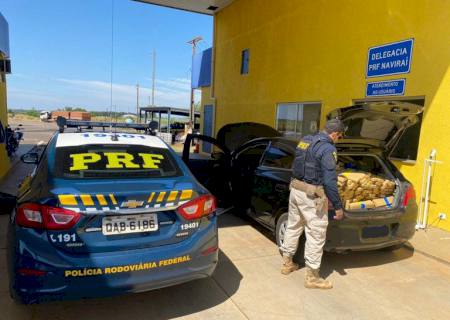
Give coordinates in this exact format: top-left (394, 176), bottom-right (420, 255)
top-left (292, 132), bottom-right (343, 210)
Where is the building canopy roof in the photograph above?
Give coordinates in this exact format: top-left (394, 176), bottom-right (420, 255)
top-left (140, 106), bottom-right (200, 117)
top-left (134, 0), bottom-right (233, 15)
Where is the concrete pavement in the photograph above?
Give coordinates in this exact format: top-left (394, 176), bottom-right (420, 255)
top-left (2, 211), bottom-right (450, 319)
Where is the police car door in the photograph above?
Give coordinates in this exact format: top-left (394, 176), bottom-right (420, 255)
top-left (252, 142), bottom-right (294, 226)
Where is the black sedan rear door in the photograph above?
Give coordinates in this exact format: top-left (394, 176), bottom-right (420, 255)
top-left (250, 142), bottom-right (294, 227)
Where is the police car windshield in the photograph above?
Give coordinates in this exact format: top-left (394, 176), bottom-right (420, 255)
top-left (54, 144), bottom-right (181, 179)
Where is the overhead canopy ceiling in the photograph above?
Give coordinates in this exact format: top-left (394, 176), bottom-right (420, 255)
top-left (134, 0), bottom-right (234, 15)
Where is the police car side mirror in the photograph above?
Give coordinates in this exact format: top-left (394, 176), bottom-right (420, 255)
top-left (21, 152), bottom-right (39, 164)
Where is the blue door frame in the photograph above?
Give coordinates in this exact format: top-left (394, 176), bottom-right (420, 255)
top-left (202, 105), bottom-right (214, 153)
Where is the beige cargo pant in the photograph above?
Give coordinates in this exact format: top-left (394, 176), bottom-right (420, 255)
top-left (280, 188), bottom-right (328, 270)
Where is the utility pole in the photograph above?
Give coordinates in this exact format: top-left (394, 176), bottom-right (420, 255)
top-left (187, 36), bottom-right (203, 124)
top-left (151, 49), bottom-right (156, 107)
top-left (136, 83), bottom-right (140, 123)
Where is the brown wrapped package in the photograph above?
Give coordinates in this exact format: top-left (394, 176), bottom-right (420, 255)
top-left (345, 200), bottom-right (375, 210)
top-left (338, 171), bottom-right (396, 204)
top-left (372, 196), bottom-right (394, 208)
top-left (340, 172), bottom-right (367, 183)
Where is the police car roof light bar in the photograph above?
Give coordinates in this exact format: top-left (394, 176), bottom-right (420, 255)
top-left (56, 117), bottom-right (158, 134)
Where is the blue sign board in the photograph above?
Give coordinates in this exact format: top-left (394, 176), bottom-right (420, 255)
top-left (191, 48), bottom-right (212, 89)
top-left (366, 79), bottom-right (405, 97)
top-left (366, 39), bottom-right (413, 77)
top-left (0, 13), bottom-right (9, 57)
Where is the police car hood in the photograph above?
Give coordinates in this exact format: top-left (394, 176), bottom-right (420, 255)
top-left (328, 101), bottom-right (423, 151)
top-left (216, 122), bottom-right (282, 152)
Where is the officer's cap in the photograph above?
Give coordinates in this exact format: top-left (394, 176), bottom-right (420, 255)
top-left (325, 119), bottom-right (345, 134)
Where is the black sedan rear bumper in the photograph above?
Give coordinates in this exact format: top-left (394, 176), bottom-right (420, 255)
top-left (324, 213), bottom-right (416, 252)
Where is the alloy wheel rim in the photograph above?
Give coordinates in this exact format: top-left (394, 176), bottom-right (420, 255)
top-left (279, 220), bottom-right (287, 245)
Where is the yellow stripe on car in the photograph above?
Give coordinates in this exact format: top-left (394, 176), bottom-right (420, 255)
top-left (96, 194), bottom-right (108, 206)
top-left (80, 194), bottom-right (94, 206)
top-left (180, 189), bottom-right (193, 200)
top-left (109, 194), bottom-right (118, 205)
top-left (157, 192), bottom-right (166, 203)
top-left (168, 191), bottom-right (178, 202)
top-left (147, 192), bottom-right (155, 203)
top-left (58, 195), bottom-right (78, 206)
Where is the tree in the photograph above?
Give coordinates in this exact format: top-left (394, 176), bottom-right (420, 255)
top-left (194, 102), bottom-right (201, 113)
top-left (59, 106), bottom-right (87, 112)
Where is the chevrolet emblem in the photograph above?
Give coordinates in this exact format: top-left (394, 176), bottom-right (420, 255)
top-left (121, 200), bottom-right (144, 209)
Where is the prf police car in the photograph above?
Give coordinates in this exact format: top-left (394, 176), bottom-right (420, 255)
top-left (7, 120), bottom-right (218, 304)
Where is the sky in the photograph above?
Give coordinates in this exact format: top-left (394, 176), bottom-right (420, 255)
top-left (0, 0), bottom-right (213, 112)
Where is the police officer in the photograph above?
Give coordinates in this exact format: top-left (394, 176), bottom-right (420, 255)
top-left (280, 119), bottom-right (345, 289)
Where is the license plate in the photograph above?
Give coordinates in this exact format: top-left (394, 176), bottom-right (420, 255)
top-left (102, 214), bottom-right (158, 236)
top-left (362, 225), bottom-right (389, 238)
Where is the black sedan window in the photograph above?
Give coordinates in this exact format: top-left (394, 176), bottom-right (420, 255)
top-left (235, 144), bottom-right (268, 170)
top-left (262, 145), bottom-right (293, 169)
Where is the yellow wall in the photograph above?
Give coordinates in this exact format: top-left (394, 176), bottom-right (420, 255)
top-left (214, 0), bottom-right (450, 230)
top-left (0, 67), bottom-right (9, 179)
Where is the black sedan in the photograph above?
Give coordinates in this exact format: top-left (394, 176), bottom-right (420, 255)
top-left (183, 101), bottom-right (421, 252)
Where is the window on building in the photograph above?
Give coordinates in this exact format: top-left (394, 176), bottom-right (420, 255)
top-left (240, 49), bottom-right (249, 75)
top-left (276, 102), bottom-right (321, 139)
top-left (353, 98), bottom-right (425, 162)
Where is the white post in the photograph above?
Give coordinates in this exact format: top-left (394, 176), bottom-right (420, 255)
top-left (416, 149), bottom-right (442, 230)
top-left (151, 50), bottom-right (156, 107)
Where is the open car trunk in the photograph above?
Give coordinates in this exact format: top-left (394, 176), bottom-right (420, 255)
top-left (336, 153), bottom-right (400, 212)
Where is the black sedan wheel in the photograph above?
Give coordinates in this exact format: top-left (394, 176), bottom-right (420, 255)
top-left (275, 212), bottom-right (289, 247)
top-left (276, 212), bottom-right (305, 264)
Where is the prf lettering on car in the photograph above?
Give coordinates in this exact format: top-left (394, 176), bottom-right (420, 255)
top-left (70, 152), bottom-right (164, 171)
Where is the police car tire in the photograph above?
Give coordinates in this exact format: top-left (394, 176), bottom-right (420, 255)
top-left (8, 287), bottom-right (23, 305)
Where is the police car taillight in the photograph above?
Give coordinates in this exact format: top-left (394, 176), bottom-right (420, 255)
top-left (17, 203), bottom-right (81, 230)
top-left (177, 195), bottom-right (217, 220)
top-left (16, 203), bottom-right (42, 228)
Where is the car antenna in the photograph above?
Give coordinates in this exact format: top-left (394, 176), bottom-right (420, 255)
top-left (108, 0), bottom-right (118, 142)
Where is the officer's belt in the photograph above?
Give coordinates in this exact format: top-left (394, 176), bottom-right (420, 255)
top-left (290, 178), bottom-right (325, 198)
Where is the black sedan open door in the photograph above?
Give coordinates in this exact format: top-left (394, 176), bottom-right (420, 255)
top-left (182, 134), bottom-right (232, 204)
top-left (182, 123), bottom-right (282, 204)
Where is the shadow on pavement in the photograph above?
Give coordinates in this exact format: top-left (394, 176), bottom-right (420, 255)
top-left (320, 246), bottom-right (414, 278)
top-left (219, 209), bottom-right (415, 280)
top-left (3, 249), bottom-right (243, 320)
